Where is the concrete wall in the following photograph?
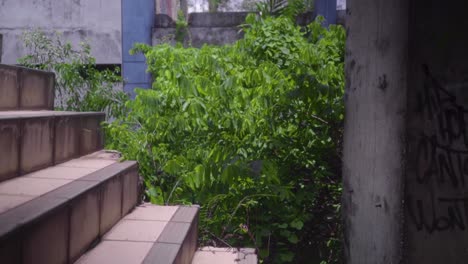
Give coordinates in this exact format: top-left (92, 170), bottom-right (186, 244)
top-left (344, 0), bottom-right (468, 263)
top-left (342, 0), bottom-right (408, 263)
top-left (187, 0), bottom-right (257, 13)
top-left (0, 0), bottom-right (121, 64)
top-left (152, 12), bottom-right (316, 47)
top-left (153, 12), bottom-right (249, 47)
top-left (156, 0), bottom-right (179, 20)
top-left (405, 1), bottom-right (468, 263)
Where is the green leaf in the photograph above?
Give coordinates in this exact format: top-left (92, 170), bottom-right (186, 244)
top-left (290, 219), bottom-right (304, 230)
top-left (288, 234), bottom-right (299, 244)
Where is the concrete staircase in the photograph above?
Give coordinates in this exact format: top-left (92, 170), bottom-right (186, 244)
top-left (0, 64), bottom-right (201, 264)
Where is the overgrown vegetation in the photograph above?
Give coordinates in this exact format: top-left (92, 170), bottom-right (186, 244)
top-left (175, 10), bottom-right (190, 44)
top-left (107, 8), bottom-right (345, 263)
top-left (18, 30), bottom-right (128, 118)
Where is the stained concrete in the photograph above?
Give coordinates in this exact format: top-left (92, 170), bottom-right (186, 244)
top-left (343, 0), bottom-right (468, 263)
top-left (404, 1), bottom-right (468, 263)
top-left (99, 175), bottom-right (123, 235)
top-left (0, 64), bottom-right (54, 111)
top-left (0, 111), bottom-right (107, 180)
top-left (23, 208), bottom-right (69, 264)
top-left (0, 154), bottom-right (139, 264)
top-left (0, 0), bottom-right (122, 64)
top-left (153, 12), bottom-right (315, 48)
top-left (191, 248), bottom-right (240, 264)
top-left (0, 194), bottom-right (35, 213)
top-left (0, 120), bottom-right (19, 181)
top-left (69, 189), bottom-right (100, 262)
top-left (76, 204), bottom-right (182, 264)
top-left (191, 247), bottom-right (257, 264)
top-left (0, 151), bottom-right (119, 214)
top-left (75, 241), bottom-right (154, 264)
top-left (342, 0), bottom-right (408, 263)
top-left (124, 205), bottom-right (179, 221)
top-left (104, 219), bottom-right (168, 242)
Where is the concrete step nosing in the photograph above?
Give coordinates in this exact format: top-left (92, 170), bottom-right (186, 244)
top-left (142, 206), bottom-right (199, 264)
top-left (0, 111), bottom-right (105, 120)
top-left (0, 161), bottom-right (138, 243)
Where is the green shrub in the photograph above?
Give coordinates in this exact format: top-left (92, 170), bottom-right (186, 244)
top-left (18, 29), bottom-right (128, 118)
top-left (106, 14), bottom-right (345, 263)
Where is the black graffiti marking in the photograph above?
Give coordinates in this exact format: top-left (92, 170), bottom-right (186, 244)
top-left (415, 66), bottom-right (468, 187)
top-left (407, 195), bottom-right (468, 233)
top-left (418, 66), bottom-right (468, 148)
top-left (416, 135), bottom-right (468, 188)
top-left (410, 66), bottom-right (468, 233)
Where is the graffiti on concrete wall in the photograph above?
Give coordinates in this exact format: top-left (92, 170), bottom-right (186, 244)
top-left (407, 65), bottom-right (468, 233)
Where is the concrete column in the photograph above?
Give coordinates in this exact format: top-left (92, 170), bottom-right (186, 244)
top-left (342, 0), bottom-right (408, 263)
top-left (0, 34), bottom-right (2, 63)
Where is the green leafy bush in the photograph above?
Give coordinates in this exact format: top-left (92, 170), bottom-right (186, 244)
top-left (18, 30), bottom-right (128, 118)
top-left (107, 14), bottom-right (345, 263)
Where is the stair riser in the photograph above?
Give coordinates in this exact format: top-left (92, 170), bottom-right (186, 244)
top-left (142, 207), bottom-right (199, 264)
top-left (0, 64), bottom-right (54, 111)
top-left (0, 114), bottom-right (104, 182)
top-left (175, 219), bottom-right (198, 264)
top-left (0, 162), bottom-right (139, 264)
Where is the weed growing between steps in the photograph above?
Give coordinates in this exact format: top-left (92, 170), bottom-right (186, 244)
top-left (18, 30), bottom-right (128, 119)
top-left (105, 10), bottom-right (345, 264)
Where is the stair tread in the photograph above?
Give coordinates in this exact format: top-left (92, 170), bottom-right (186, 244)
top-left (0, 110), bottom-right (104, 119)
top-left (0, 150), bottom-right (119, 215)
top-left (75, 204), bottom-right (199, 264)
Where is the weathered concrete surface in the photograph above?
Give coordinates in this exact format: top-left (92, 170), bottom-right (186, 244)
top-left (404, 1), bottom-right (468, 263)
top-left (192, 247), bottom-right (257, 264)
top-left (19, 68), bottom-right (55, 110)
top-left (75, 204), bottom-right (201, 264)
top-left (0, 120), bottom-right (19, 181)
top-left (342, 0), bottom-right (408, 263)
top-left (0, 112), bottom-right (105, 181)
top-left (20, 117), bottom-right (54, 174)
top-left (0, 64), bottom-right (55, 110)
top-left (153, 27), bottom-right (244, 47)
top-left (156, 0), bottom-right (179, 21)
top-left (153, 12), bottom-right (315, 47)
top-left (153, 12), bottom-right (247, 47)
top-left (187, 12), bottom-right (250, 27)
top-left (0, 0), bottom-right (121, 64)
top-left (54, 116), bottom-right (80, 164)
top-left (0, 159), bottom-right (138, 264)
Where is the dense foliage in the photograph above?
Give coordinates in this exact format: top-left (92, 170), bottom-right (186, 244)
top-left (18, 30), bottom-right (128, 118)
top-left (106, 13), bottom-right (345, 263)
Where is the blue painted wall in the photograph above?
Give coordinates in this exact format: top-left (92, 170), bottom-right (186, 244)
top-left (121, 0), bottom-right (155, 97)
top-left (314, 0), bottom-right (337, 26)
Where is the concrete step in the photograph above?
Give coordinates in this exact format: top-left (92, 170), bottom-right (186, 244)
top-left (75, 204), bottom-right (199, 264)
top-left (191, 247), bottom-right (257, 264)
top-left (0, 110), bottom-right (105, 182)
top-left (0, 151), bottom-right (140, 264)
top-left (0, 64), bottom-right (55, 111)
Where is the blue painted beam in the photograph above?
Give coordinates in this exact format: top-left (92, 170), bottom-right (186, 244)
top-left (314, 0), bottom-right (337, 26)
top-left (121, 0), bottom-right (155, 97)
